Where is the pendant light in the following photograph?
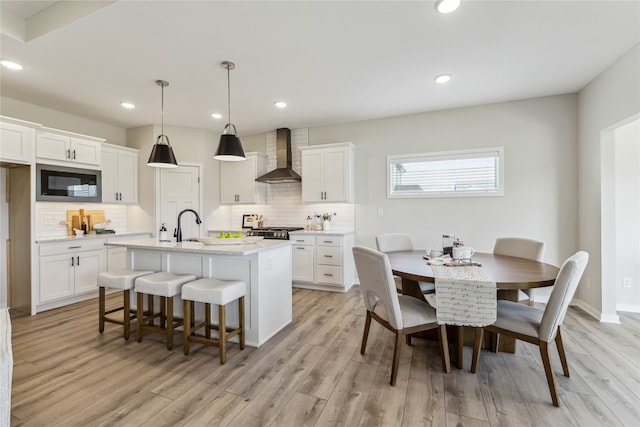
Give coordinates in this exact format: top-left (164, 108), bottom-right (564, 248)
top-left (214, 61), bottom-right (246, 161)
top-left (147, 79), bottom-right (178, 168)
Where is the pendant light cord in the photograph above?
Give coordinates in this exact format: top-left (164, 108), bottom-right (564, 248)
top-left (161, 82), bottom-right (165, 136)
top-left (227, 64), bottom-right (231, 128)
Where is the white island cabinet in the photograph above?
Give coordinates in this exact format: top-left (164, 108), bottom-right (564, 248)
top-left (105, 238), bottom-right (293, 348)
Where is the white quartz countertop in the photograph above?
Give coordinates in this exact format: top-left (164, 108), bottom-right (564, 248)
top-left (104, 237), bottom-right (292, 256)
top-left (289, 230), bottom-right (354, 236)
top-left (36, 232), bottom-right (151, 244)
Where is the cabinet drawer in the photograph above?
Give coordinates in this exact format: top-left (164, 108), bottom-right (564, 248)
top-left (290, 235), bottom-right (315, 245)
top-left (316, 246), bottom-right (342, 266)
top-left (315, 265), bottom-right (343, 285)
top-left (39, 239), bottom-right (105, 256)
top-left (316, 235), bottom-right (342, 247)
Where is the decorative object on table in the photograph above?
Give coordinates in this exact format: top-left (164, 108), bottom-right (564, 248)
top-left (197, 236), bottom-right (263, 246)
top-left (442, 234), bottom-right (455, 256)
top-left (429, 247), bottom-right (443, 258)
top-left (147, 80), bottom-right (178, 168)
top-left (305, 215), bottom-right (314, 230)
top-left (214, 61), bottom-right (246, 161)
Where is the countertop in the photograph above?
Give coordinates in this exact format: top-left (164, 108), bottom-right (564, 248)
top-left (36, 232), bottom-right (151, 244)
top-left (289, 229), bottom-right (354, 236)
top-left (104, 237), bottom-right (292, 256)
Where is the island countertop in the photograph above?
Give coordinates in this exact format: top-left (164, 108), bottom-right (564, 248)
top-left (104, 237), bottom-right (292, 256)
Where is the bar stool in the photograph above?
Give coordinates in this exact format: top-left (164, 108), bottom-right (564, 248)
top-left (181, 278), bottom-right (246, 364)
top-left (134, 272), bottom-right (196, 350)
top-left (97, 269), bottom-right (155, 339)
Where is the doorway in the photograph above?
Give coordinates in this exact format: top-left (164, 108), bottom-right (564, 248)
top-left (158, 164), bottom-right (203, 240)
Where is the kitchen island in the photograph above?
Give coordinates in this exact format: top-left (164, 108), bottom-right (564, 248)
top-left (104, 238), bottom-right (292, 347)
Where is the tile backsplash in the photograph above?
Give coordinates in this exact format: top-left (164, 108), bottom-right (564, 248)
top-left (35, 202), bottom-right (128, 239)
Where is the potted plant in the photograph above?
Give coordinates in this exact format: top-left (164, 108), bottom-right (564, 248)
top-left (319, 212), bottom-right (337, 230)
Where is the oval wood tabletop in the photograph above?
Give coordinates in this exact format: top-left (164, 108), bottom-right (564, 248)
top-left (387, 250), bottom-right (559, 290)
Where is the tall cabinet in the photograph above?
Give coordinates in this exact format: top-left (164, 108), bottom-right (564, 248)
top-left (299, 142), bottom-right (354, 203)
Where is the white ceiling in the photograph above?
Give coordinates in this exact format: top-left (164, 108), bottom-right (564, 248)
top-left (1, 1), bottom-right (639, 136)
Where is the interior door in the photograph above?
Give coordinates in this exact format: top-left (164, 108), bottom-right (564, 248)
top-left (160, 165), bottom-right (201, 241)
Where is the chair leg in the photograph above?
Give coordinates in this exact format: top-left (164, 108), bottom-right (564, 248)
top-left (99, 287), bottom-right (106, 333)
top-left (183, 299), bottom-right (191, 355)
top-left (539, 341), bottom-right (559, 407)
top-left (456, 326), bottom-right (464, 369)
top-left (555, 327), bottom-right (570, 377)
top-left (219, 304), bottom-right (227, 364)
top-left (239, 296), bottom-right (245, 350)
top-left (434, 324), bottom-right (450, 374)
top-left (166, 296), bottom-right (174, 350)
top-left (160, 296), bottom-right (166, 329)
top-left (136, 292), bottom-right (144, 343)
top-left (470, 328), bottom-right (483, 373)
top-left (205, 303), bottom-right (211, 339)
top-left (123, 289), bottom-right (131, 340)
top-left (360, 311), bottom-right (372, 355)
top-left (390, 331), bottom-right (402, 386)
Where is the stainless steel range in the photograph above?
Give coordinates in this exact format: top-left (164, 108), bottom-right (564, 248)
top-left (245, 227), bottom-right (304, 240)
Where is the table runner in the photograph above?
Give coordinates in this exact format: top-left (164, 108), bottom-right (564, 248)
top-left (430, 265), bottom-right (496, 327)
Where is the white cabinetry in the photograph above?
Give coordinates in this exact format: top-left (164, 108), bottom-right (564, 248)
top-left (220, 152), bottom-right (266, 204)
top-left (0, 117), bottom-right (36, 164)
top-left (101, 143), bottom-right (139, 204)
top-left (300, 142), bottom-right (354, 203)
top-left (36, 129), bottom-right (103, 167)
top-left (290, 231), bottom-right (355, 292)
top-left (291, 234), bottom-right (315, 282)
top-left (38, 239), bottom-right (106, 304)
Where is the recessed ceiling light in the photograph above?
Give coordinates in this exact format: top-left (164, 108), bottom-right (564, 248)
top-left (434, 74), bottom-right (451, 84)
top-left (1, 60), bottom-right (23, 70)
top-left (435, 0), bottom-right (461, 14)
top-left (120, 102), bottom-right (135, 109)
top-left (210, 112), bottom-right (223, 119)
top-left (274, 101), bottom-right (287, 108)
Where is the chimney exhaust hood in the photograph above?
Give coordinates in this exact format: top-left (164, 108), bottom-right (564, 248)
top-left (255, 128), bottom-right (302, 183)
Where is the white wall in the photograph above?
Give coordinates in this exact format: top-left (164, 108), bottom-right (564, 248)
top-left (577, 44), bottom-right (640, 321)
top-left (306, 94), bottom-right (579, 272)
top-left (0, 96), bottom-right (127, 146)
top-left (615, 119), bottom-right (640, 312)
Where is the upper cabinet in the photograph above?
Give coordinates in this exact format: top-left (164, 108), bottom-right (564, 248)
top-left (300, 142), bottom-right (354, 203)
top-left (0, 117), bottom-right (37, 164)
top-left (220, 152), bottom-right (267, 204)
top-left (36, 128), bottom-right (103, 167)
top-left (101, 143), bottom-right (139, 204)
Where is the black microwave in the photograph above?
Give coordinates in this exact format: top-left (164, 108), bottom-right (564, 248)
top-left (36, 164), bottom-right (102, 203)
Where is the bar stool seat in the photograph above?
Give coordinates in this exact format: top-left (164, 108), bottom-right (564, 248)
top-left (135, 272), bottom-right (196, 350)
top-left (97, 269), bottom-right (155, 339)
top-left (182, 278), bottom-right (246, 364)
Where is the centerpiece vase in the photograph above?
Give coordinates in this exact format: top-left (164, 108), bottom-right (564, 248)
top-left (322, 220), bottom-right (331, 231)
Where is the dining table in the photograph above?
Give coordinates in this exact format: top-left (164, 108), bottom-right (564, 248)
top-left (386, 250), bottom-right (560, 368)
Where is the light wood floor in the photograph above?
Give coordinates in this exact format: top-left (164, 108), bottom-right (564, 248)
top-left (9, 287), bottom-right (640, 426)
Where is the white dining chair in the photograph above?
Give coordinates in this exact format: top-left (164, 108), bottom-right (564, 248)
top-left (375, 233), bottom-right (435, 295)
top-left (353, 246), bottom-right (450, 385)
top-left (470, 251), bottom-right (589, 407)
top-left (493, 237), bottom-right (545, 305)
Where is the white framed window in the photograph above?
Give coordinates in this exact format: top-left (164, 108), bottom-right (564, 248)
top-left (387, 147), bottom-right (504, 198)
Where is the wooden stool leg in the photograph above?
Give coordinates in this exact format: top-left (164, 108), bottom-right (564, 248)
top-left (99, 287), bottom-right (106, 333)
top-left (205, 303), bottom-right (211, 339)
top-left (136, 292), bottom-right (144, 342)
top-left (219, 304), bottom-right (227, 364)
top-left (148, 294), bottom-right (154, 326)
top-left (166, 296), bottom-right (174, 350)
top-left (160, 296), bottom-right (166, 329)
top-left (239, 296), bottom-right (245, 350)
top-left (183, 299), bottom-right (191, 355)
top-left (123, 289), bottom-right (131, 340)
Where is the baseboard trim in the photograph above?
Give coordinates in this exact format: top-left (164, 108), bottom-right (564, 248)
top-left (571, 298), bottom-right (621, 324)
top-left (616, 303), bottom-right (640, 313)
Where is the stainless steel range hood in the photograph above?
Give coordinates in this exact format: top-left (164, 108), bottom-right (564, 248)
top-left (255, 128), bottom-right (302, 183)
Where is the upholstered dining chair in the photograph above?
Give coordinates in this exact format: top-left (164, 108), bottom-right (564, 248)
top-left (353, 246), bottom-right (451, 386)
top-left (493, 237), bottom-right (545, 305)
top-left (375, 233), bottom-right (435, 295)
top-left (470, 251), bottom-right (589, 407)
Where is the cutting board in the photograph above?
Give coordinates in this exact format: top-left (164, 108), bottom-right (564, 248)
top-left (60, 209), bottom-right (110, 235)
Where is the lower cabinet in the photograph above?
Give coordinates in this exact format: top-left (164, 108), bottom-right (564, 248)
top-left (38, 239), bottom-right (106, 304)
top-left (290, 232), bottom-right (355, 292)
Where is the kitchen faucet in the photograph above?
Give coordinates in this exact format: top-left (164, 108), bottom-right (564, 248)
top-left (175, 209), bottom-right (202, 242)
